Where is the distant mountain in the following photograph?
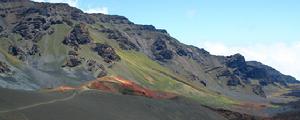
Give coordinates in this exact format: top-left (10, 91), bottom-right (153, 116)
top-left (0, 0), bottom-right (299, 112)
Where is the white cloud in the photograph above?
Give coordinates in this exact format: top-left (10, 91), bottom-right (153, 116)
top-left (32, 0), bottom-right (45, 2)
top-left (32, 0), bottom-right (78, 7)
top-left (32, 0), bottom-right (108, 14)
top-left (201, 41), bottom-right (300, 80)
top-left (84, 7), bottom-right (109, 14)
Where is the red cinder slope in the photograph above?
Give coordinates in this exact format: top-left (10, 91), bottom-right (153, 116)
top-left (83, 76), bottom-right (177, 99)
top-left (51, 76), bottom-right (177, 99)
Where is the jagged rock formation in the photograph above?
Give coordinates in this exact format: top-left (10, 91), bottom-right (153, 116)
top-left (0, 61), bottom-right (10, 74)
top-left (85, 60), bottom-right (107, 78)
top-left (0, 25), bottom-right (3, 32)
top-left (93, 43), bottom-right (120, 63)
top-left (63, 51), bottom-right (82, 67)
top-left (151, 38), bottom-right (174, 61)
top-left (63, 23), bottom-right (91, 48)
top-left (99, 27), bottom-right (139, 51)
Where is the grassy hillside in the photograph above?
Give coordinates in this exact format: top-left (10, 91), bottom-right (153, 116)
top-left (79, 25), bottom-right (237, 107)
top-left (2, 1), bottom-right (300, 118)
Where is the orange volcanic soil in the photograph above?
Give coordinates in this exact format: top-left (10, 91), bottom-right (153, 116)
top-left (51, 76), bottom-right (177, 99)
top-left (84, 76), bottom-right (177, 99)
top-left (47, 86), bottom-right (77, 92)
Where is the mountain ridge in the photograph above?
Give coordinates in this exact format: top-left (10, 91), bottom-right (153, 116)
top-left (0, 0), bottom-right (299, 114)
top-left (1, 0), bottom-right (300, 119)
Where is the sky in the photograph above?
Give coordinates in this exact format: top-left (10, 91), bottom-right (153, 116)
top-left (32, 0), bottom-right (300, 80)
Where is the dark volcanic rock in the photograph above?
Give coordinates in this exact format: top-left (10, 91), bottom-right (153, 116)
top-left (152, 39), bottom-right (167, 51)
top-left (189, 47), bottom-right (210, 63)
top-left (158, 50), bottom-right (173, 59)
top-left (227, 80), bottom-right (240, 86)
top-left (13, 16), bottom-right (48, 41)
top-left (118, 38), bottom-right (139, 51)
top-left (63, 23), bottom-right (91, 48)
top-left (245, 67), bottom-right (267, 79)
top-left (128, 24), bottom-right (168, 34)
top-left (227, 78), bottom-right (241, 86)
top-left (28, 44), bottom-right (40, 55)
top-left (0, 0), bottom-right (29, 2)
top-left (246, 61), bottom-right (299, 86)
top-left (176, 47), bottom-right (192, 57)
top-left (8, 45), bottom-right (26, 61)
top-left (50, 16), bottom-right (63, 24)
top-left (151, 39), bottom-right (174, 61)
top-left (98, 14), bottom-right (133, 24)
top-left (65, 56), bottom-right (81, 67)
top-left (252, 85), bottom-right (266, 97)
top-left (86, 60), bottom-right (107, 78)
top-left (200, 80), bottom-right (207, 87)
top-left (156, 29), bottom-right (168, 34)
top-left (0, 26), bottom-right (3, 32)
top-left (100, 28), bottom-right (139, 51)
top-left (0, 14), bottom-right (5, 18)
top-left (71, 9), bottom-right (95, 24)
top-left (68, 50), bottom-right (78, 56)
top-left (258, 80), bottom-right (268, 86)
top-left (64, 52), bottom-right (82, 67)
top-left (226, 54), bottom-right (246, 68)
top-left (13, 22), bottom-right (30, 39)
top-left (8, 44), bottom-right (41, 61)
top-left (0, 61), bottom-right (11, 74)
top-left (18, 7), bottom-right (49, 16)
top-left (222, 54), bottom-right (298, 87)
top-left (93, 43), bottom-right (121, 63)
top-left (189, 74), bottom-right (200, 81)
top-left (137, 25), bottom-right (156, 31)
top-left (216, 69), bottom-right (232, 78)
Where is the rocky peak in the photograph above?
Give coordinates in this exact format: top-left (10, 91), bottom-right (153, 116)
top-left (96, 14), bottom-right (133, 24)
top-left (226, 53), bottom-right (246, 68)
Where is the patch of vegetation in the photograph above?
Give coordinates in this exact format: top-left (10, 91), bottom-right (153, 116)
top-left (38, 24), bottom-right (71, 56)
top-left (112, 50), bottom-right (238, 107)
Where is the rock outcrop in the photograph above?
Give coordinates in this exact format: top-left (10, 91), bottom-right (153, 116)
top-left (63, 23), bottom-right (91, 48)
top-left (0, 26), bottom-right (3, 32)
top-left (252, 85), bottom-right (266, 97)
top-left (13, 16), bottom-right (48, 41)
top-left (8, 45), bottom-right (27, 61)
top-left (99, 28), bottom-right (139, 51)
top-left (151, 39), bottom-right (173, 61)
top-left (63, 51), bottom-right (82, 67)
top-left (86, 60), bottom-right (107, 78)
top-left (0, 61), bottom-right (10, 74)
top-left (93, 43), bottom-right (121, 63)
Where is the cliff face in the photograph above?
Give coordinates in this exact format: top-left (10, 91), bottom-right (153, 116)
top-left (0, 0), bottom-right (298, 98)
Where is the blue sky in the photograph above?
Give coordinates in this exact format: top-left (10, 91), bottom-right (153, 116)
top-left (77, 0), bottom-right (300, 46)
top-left (33, 0), bottom-right (300, 80)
